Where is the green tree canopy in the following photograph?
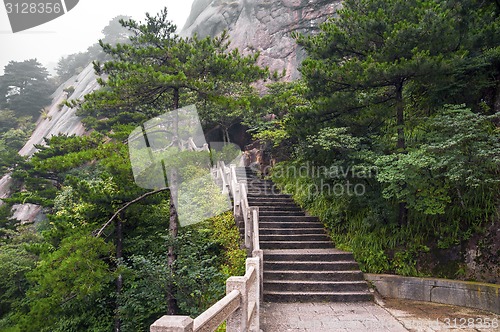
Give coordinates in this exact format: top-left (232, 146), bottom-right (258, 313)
top-left (295, 0), bottom-right (500, 145)
top-left (289, 0), bottom-right (500, 225)
top-left (0, 59), bottom-right (54, 119)
top-left (78, 8), bottom-right (268, 138)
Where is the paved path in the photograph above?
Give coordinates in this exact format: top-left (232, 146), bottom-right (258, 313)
top-left (261, 302), bottom-right (407, 332)
top-left (380, 298), bottom-right (500, 332)
top-left (260, 299), bottom-right (500, 332)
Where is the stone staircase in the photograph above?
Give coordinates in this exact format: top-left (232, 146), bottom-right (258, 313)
top-left (235, 167), bottom-right (373, 303)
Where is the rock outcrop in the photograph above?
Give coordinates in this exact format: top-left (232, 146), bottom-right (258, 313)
top-left (0, 63), bottom-right (99, 221)
top-left (3, 1), bottom-right (338, 220)
top-left (0, 174), bottom-right (12, 205)
top-left (181, 0), bottom-right (341, 81)
top-left (19, 63), bottom-right (98, 157)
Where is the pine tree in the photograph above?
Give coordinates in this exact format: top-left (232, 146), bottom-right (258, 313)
top-left (294, 0), bottom-right (500, 225)
top-left (0, 59), bottom-right (54, 119)
top-left (78, 7), bottom-right (267, 316)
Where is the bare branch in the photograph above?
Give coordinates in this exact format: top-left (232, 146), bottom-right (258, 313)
top-left (94, 187), bottom-right (170, 238)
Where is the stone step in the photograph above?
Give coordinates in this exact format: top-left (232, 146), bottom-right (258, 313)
top-left (235, 173), bottom-right (259, 177)
top-left (264, 280), bottom-right (369, 292)
top-left (246, 180), bottom-right (275, 185)
top-left (247, 184), bottom-right (277, 188)
top-left (264, 270), bottom-right (365, 281)
top-left (259, 222), bottom-right (324, 229)
top-left (256, 206), bottom-right (303, 212)
top-left (260, 241), bottom-right (333, 249)
top-left (263, 249), bottom-right (354, 261)
top-left (264, 260), bottom-right (358, 271)
top-left (237, 167), bottom-right (372, 303)
top-left (248, 201), bottom-right (298, 207)
top-left (247, 194), bottom-right (292, 199)
top-left (247, 193), bottom-right (291, 199)
top-left (247, 188), bottom-right (280, 193)
top-left (263, 290), bottom-right (374, 302)
top-left (247, 190), bottom-right (282, 195)
top-left (259, 216), bottom-right (319, 222)
top-left (259, 210), bottom-right (306, 216)
top-left (247, 186), bottom-right (278, 191)
top-left (248, 199), bottom-right (297, 205)
top-left (259, 228), bottom-right (326, 235)
top-left (260, 234), bottom-right (331, 242)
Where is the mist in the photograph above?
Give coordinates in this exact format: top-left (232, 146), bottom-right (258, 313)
top-left (0, 0), bottom-right (194, 75)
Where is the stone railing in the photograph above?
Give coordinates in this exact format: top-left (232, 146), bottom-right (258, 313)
top-left (151, 163), bottom-right (262, 332)
top-left (151, 255), bottom-right (261, 332)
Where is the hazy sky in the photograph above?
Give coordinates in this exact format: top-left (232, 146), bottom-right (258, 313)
top-left (0, 0), bottom-right (194, 74)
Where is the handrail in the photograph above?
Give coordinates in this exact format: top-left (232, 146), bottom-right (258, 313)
top-left (150, 163), bottom-right (262, 332)
top-left (151, 256), bottom-right (261, 332)
top-left (252, 208), bottom-right (260, 252)
top-left (218, 161), bottom-right (229, 195)
top-left (240, 183), bottom-right (251, 250)
top-left (230, 164), bottom-right (239, 197)
top-left (193, 290), bottom-right (241, 331)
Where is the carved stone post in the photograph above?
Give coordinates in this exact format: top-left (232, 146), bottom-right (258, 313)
top-left (226, 276), bottom-right (248, 332)
top-left (246, 257), bottom-right (260, 331)
top-left (150, 316), bottom-right (194, 332)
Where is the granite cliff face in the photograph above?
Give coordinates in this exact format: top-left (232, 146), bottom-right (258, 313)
top-left (0, 63), bottom-right (98, 222)
top-left (181, 0), bottom-right (341, 81)
top-left (2, 1), bottom-right (338, 221)
top-left (19, 63), bottom-right (97, 157)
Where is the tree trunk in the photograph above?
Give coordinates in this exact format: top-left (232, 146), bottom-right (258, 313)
top-left (166, 87), bottom-right (180, 315)
top-left (494, 80), bottom-right (500, 115)
top-left (396, 84), bottom-right (406, 152)
top-left (114, 216), bottom-right (123, 332)
top-left (167, 170), bottom-right (179, 315)
top-left (395, 83), bottom-right (408, 227)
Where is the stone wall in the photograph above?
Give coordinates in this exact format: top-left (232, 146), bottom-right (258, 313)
top-left (365, 274), bottom-right (500, 314)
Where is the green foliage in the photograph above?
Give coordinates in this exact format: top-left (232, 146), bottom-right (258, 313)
top-left (63, 86), bottom-right (75, 97)
top-left (0, 110), bottom-right (33, 177)
top-left (78, 8), bottom-right (267, 134)
top-left (376, 106), bottom-right (500, 216)
top-left (0, 59), bottom-right (54, 119)
top-left (0, 226), bottom-right (41, 327)
top-left (114, 212), bottom-right (245, 329)
top-left (117, 254), bottom-right (169, 331)
top-left (4, 1), bottom-right (500, 330)
top-left (20, 235), bottom-right (114, 332)
top-left (3, 135), bottom-right (245, 331)
top-left (263, 0), bottom-right (500, 278)
top-left (248, 81), bottom-right (310, 156)
top-left (207, 212), bottom-right (247, 278)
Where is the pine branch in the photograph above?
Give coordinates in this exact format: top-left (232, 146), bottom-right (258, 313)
top-left (94, 187), bottom-right (170, 237)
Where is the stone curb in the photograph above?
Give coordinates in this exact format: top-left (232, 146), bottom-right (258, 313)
top-left (365, 274), bottom-right (500, 314)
